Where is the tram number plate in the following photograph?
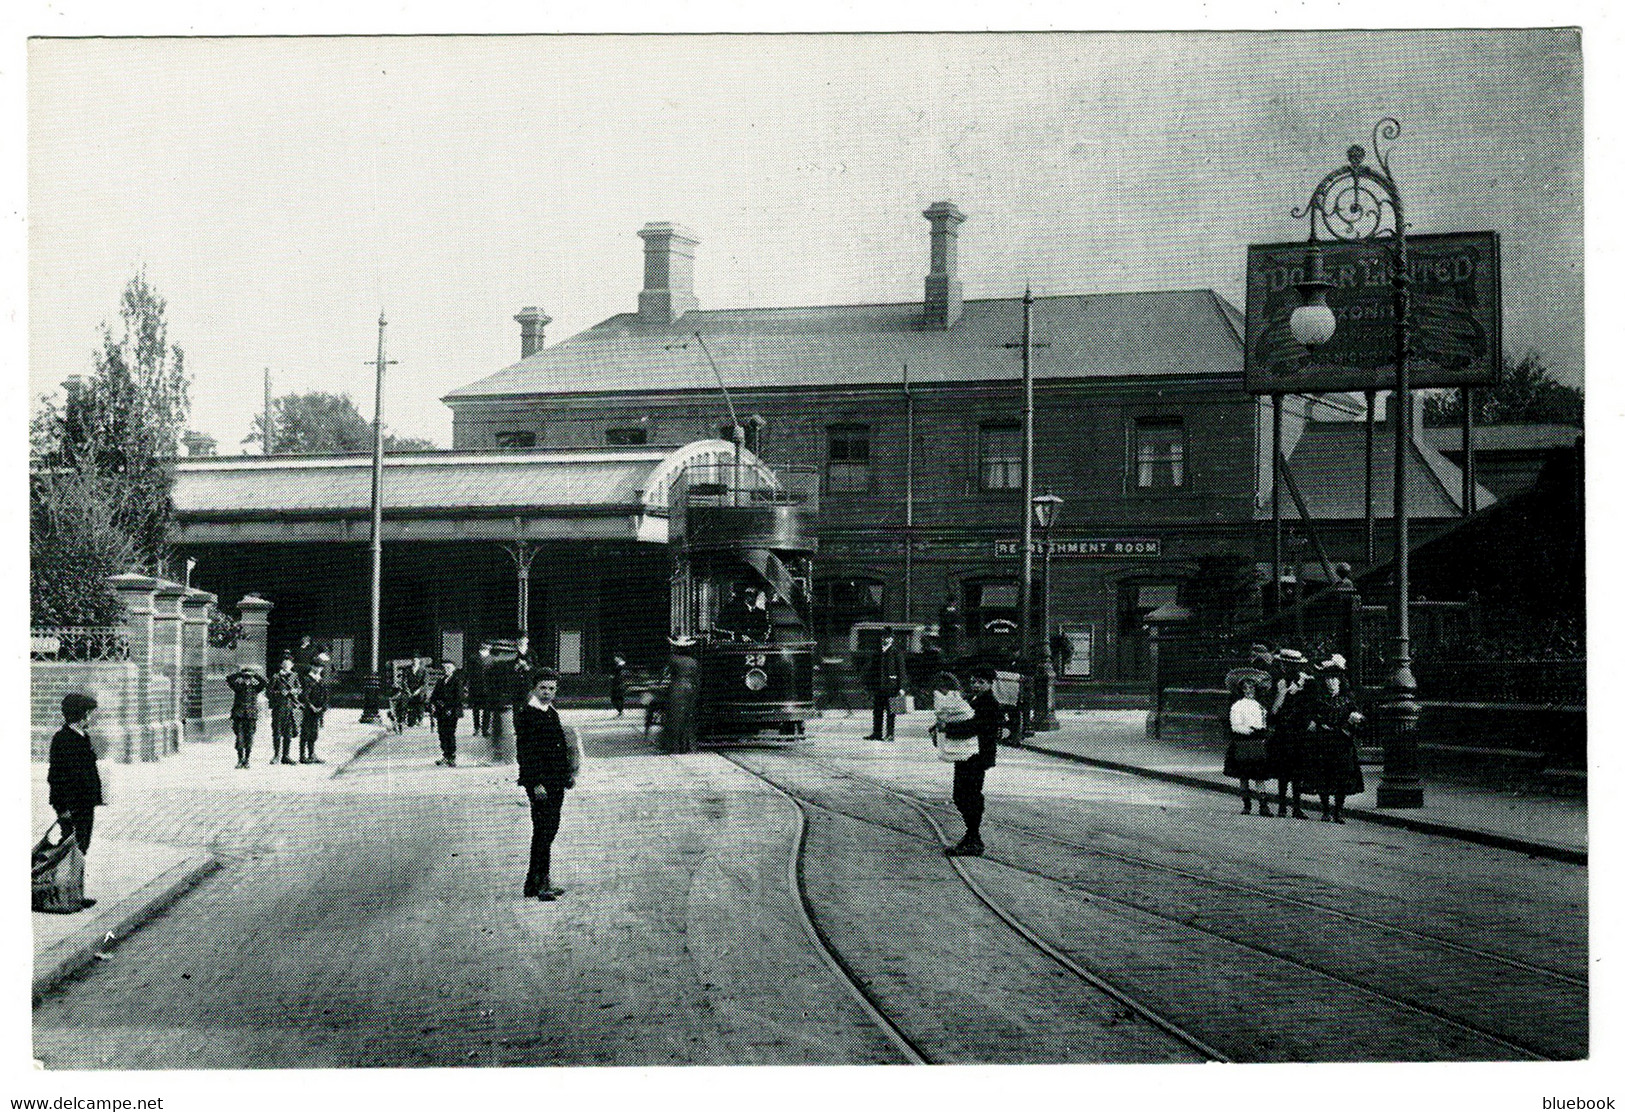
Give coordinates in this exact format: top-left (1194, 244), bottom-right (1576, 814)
top-left (744, 653), bottom-right (768, 667)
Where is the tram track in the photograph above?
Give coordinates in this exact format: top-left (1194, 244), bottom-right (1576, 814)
top-left (730, 747), bottom-right (1573, 1062)
top-left (813, 752), bottom-right (1586, 990)
top-left (721, 750), bottom-right (1229, 1064)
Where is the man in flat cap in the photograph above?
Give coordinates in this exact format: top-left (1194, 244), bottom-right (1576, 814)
top-left (48, 694), bottom-right (104, 866)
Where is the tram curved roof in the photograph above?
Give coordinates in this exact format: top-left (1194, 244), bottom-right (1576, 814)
top-left (444, 290), bottom-right (1246, 401)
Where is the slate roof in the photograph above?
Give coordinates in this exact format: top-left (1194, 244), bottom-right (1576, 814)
top-left (1273, 420), bottom-right (1497, 522)
top-left (444, 290), bottom-right (1245, 401)
top-left (173, 450), bottom-right (668, 516)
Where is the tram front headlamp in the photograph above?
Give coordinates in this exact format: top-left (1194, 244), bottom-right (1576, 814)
top-left (743, 668), bottom-right (769, 692)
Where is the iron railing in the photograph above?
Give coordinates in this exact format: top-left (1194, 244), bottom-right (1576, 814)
top-left (31, 627), bottom-right (131, 662)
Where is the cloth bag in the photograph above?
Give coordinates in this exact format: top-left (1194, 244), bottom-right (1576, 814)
top-left (562, 723), bottom-right (584, 785)
top-left (888, 693), bottom-right (911, 716)
top-left (32, 824), bottom-right (86, 914)
top-left (932, 691), bottom-right (979, 762)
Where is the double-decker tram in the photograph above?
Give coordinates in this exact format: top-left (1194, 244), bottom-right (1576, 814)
top-left (664, 448), bottom-right (819, 745)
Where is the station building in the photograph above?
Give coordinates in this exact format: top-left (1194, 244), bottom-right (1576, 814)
top-left (172, 202), bottom-right (1488, 702)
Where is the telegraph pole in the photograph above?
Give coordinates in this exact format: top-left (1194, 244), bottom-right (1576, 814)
top-left (263, 368), bottom-right (273, 455)
top-left (360, 311), bottom-right (396, 723)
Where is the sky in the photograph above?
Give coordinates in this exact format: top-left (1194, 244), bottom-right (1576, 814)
top-left (27, 28), bottom-right (1584, 450)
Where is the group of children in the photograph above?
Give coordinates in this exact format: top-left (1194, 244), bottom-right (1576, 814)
top-left (226, 649), bottom-right (330, 768)
top-left (1223, 643), bottom-right (1366, 822)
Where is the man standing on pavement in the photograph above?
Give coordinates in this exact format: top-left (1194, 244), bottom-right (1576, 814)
top-left (515, 668), bottom-right (581, 901)
top-left (226, 664), bottom-right (268, 769)
top-left (430, 658), bottom-right (466, 767)
top-left (863, 628), bottom-right (909, 741)
top-left (48, 693), bottom-right (104, 865)
top-left (267, 653), bottom-right (303, 766)
top-left (298, 656), bottom-right (329, 764)
top-left (946, 665), bottom-right (1002, 857)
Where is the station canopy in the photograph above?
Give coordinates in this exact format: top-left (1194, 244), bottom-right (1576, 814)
top-left (170, 440), bottom-right (774, 546)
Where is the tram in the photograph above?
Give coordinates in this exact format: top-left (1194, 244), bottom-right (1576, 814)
top-left (662, 446), bottom-right (819, 746)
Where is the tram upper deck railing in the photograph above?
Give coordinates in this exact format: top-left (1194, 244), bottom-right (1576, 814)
top-left (669, 461), bottom-right (820, 514)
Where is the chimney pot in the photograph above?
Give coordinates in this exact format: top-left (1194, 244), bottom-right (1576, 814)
top-left (515, 306), bottom-right (551, 359)
top-left (637, 222), bottom-right (699, 324)
top-left (923, 201), bottom-right (967, 329)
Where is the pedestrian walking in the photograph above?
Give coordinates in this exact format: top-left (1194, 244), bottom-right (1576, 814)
top-left (864, 628), bottom-right (910, 740)
top-left (608, 651), bottom-right (628, 717)
top-left (292, 633), bottom-right (318, 678)
top-left (1268, 648), bottom-right (1314, 819)
top-left (299, 658), bottom-right (329, 763)
top-left (267, 653), bottom-right (303, 765)
top-left (514, 668), bottom-right (583, 901)
top-left (226, 665), bottom-right (268, 769)
top-left (431, 658), bottom-right (466, 766)
top-left (1301, 655), bottom-right (1366, 823)
top-left (48, 693), bottom-right (104, 869)
top-left (661, 638), bottom-right (701, 753)
top-left (468, 642), bottom-right (494, 737)
top-left (937, 591), bottom-right (963, 663)
top-left (946, 665), bottom-right (1002, 856)
top-left (402, 655), bottom-right (431, 730)
top-left (1223, 674), bottom-right (1274, 814)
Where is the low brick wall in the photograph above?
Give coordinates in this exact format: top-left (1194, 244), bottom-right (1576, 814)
top-left (31, 660), bottom-right (180, 763)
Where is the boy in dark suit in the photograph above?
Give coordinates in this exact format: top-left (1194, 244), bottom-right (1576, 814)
top-left (48, 694), bottom-right (104, 873)
top-left (946, 666), bottom-right (1002, 857)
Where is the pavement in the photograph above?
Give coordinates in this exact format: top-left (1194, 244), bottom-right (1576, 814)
top-left (31, 716), bottom-right (389, 1002)
top-left (32, 705), bottom-right (1585, 1006)
top-left (1010, 709), bottom-right (1587, 865)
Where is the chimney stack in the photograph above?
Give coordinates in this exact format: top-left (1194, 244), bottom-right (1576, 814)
top-left (923, 201), bottom-right (967, 329)
top-left (637, 222), bottom-right (700, 324)
top-left (515, 306), bottom-right (551, 359)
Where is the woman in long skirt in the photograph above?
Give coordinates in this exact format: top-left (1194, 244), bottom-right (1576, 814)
top-left (1301, 655), bottom-right (1366, 822)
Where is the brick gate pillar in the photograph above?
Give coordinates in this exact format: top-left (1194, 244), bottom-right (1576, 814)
top-left (108, 574), bottom-right (159, 763)
top-left (151, 580), bottom-right (187, 757)
top-left (181, 588), bottom-right (216, 743)
top-left (236, 594), bottom-right (275, 676)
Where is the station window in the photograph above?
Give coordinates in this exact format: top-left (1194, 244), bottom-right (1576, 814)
top-left (826, 425), bottom-right (871, 494)
top-left (979, 423), bottom-right (1023, 491)
top-left (494, 430), bottom-right (537, 449)
top-left (606, 427), bottom-right (648, 445)
top-left (1133, 417), bottom-right (1185, 489)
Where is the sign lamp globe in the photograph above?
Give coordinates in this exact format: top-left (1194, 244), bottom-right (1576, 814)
top-left (1289, 242), bottom-right (1337, 350)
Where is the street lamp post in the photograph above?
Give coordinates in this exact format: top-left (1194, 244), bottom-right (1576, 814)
top-left (1032, 490), bottom-right (1064, 731)
top-left (1288, 118), bottom-right (1422, 808)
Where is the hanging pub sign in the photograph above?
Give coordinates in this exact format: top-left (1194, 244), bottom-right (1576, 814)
top-left (995, 538), bottom-right (1161, 558)
top-left (1244, 231), bottom-right (1502, 395)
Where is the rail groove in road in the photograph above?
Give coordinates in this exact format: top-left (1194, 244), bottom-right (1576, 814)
top-left (793, 751), bottom-right (1572, 1062)
top-left (820, 755), bottom-right (1586, 990)
top-left (720, 755), bottom-right (928, 1065)
top-left (722, 751), bottom-right (1229, 1064)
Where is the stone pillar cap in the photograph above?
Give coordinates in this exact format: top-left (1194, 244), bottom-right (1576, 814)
top-left (638, 222), bottom-right (699, 244)
top-left (153, 579), bottom-right (187, 596)
top-left (183, 587), bottom-right (218, 604)
top-left (108, 573), bottom-right (159, 591)
top-left (238, 594), bottom-right (275, 611)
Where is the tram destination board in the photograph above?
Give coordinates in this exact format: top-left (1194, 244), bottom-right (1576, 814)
top-left (1244, 230), bottom-right (1501, 395)
top-left (995, 538), bottom-right (1161, 558)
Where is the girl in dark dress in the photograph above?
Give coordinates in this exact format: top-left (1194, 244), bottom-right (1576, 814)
top-left (1268, 649), bottom-right (1314, 819)
top-left (1223, 675), bottom-right (1274, 815)
top-left (1301, 655), bottom-right (1366, 822)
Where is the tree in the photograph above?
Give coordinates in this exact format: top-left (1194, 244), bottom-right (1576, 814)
top-left (243, 390), bottom-right (438, 454)
top-left (1183, 552), bottom-right (1260, 653)
top-left (1423, 352), bottom-right (1583, 427)
top-left (31, 271), bottom-right (191, 624)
